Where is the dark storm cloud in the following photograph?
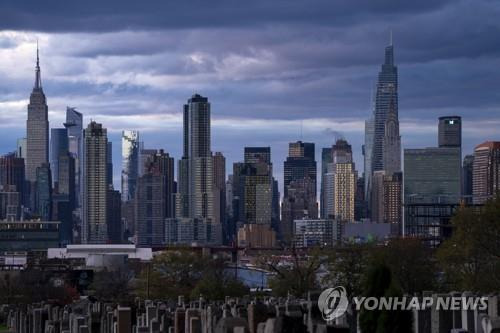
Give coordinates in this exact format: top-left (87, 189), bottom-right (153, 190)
top-left (0, 1), bottom-right (454, 32)
top-left (1, 0), bottom-right (500, 191)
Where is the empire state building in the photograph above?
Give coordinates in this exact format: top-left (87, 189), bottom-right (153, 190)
top-left (26, 45), bottom-right (49, 185)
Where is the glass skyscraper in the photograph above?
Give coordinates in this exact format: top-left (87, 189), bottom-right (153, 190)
top-left (121, 130), bottom-right (140, 201)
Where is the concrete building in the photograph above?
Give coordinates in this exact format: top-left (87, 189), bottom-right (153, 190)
top-left (293, 218), bottom-right (343, 248)
top-left (237, 224), bottom-right (276, 248)
top-left (472, 141), bottom-right (500, 204)
top-left (0, 220), bottom-right (60, 251)
top-left (176, 95), bottom-right (216, 242)
top-left (438, 116), bottom-right (462, 148)
top-left (82, 122), bottom-right (108, 244)
top-left (135, 149), bottom-right (174, 247)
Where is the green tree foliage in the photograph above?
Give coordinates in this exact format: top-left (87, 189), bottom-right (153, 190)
top-left (437, 196), bottom-right (500, 292)
top-left (136, 250), bottom-right (248, 301)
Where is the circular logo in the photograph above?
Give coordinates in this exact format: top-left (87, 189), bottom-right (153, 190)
top-left (318, 286), bottom-right (349, 321)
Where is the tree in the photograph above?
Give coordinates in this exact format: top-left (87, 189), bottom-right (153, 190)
top-left (437, 196), bottom-right (500, 292)
top-left (136, 249), bottom-right (248, 301)
top-left (322, 243), bottom-right (373, 333)
top-left (358, 263), bottom-right (412, 333)
top-left (264, 247), bottom-right (322, 297)
top-left (374, 238), bottom-right (437, 294)
top-left (89, 268), bottom-right (133, 304)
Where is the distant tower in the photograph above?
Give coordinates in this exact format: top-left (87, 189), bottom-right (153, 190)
top-left (438, 116), bottom-right (462, 148)
top-left (371, 41), bottom-right (398, 174)
top-left (64, 107), bottom-right (83, 209)
top-left (472, 141), bottom-right (500, 204)
top-left (82, 121), bottom-right (109, 244)
top-left (26, 44), bottom-right (49, 209)
top-left (50, 128), bottom-right (69, 190)
top-left (121, 130), bottom-right (140, 201)
top-left (382, 98), bottom-right (401, 175)
top-left (176, 94), bottom-right (214, 221)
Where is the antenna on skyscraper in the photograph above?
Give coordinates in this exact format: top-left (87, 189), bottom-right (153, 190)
top-left (390, 29), bottom-right (393, 46)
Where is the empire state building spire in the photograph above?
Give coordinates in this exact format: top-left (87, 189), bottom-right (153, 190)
top-left (34, 40), bottom-right (42, 90)
top-left (26, 42), bottom-right (49, 188)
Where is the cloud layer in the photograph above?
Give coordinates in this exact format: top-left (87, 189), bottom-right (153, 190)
top-left (0, 0), bottom-right (499, 190)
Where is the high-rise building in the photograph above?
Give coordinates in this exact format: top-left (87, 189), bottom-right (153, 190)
top-left (26, 46), bottom-right (49, 212)
top-left (135, 149), bottom-right (175, 247)
top-left (282, 141), bottom-right (318, 243)
top-left (16, 138), bottom-right (27, 160)
top-left (50, 128), bottom-right (69, 190)
top-left (0, 153), bottom-right (25, 219)
top-left (462, 154), bottom-right (474, 201)
top-left (107, 189), bottom-right (122, 244)
top-left (106, 141), bottom-right (113, 187)
top-left (64, 107), bottom-right (83, 209)
top-left (372, 41), bottom-right (399, 174)
top-left (323, 139), bottom-right (357, 221)
top-left (35, 163), bottom-right (52, 221)
top-left (176, 94), bottom-right (214, 222)
top-left (364, 41), bottom-right (400, 219)
top-left (472, 141), bottom-right (500, 204)
top-left (283, 141), bottom-right (316, 197)
top-left (212, 152), bottom-right (227, 240)
top-left (371, 171), bottom-right (402, 233)
top-left (244, 147), bottom-right (271, 165)
top-left (121, 130), bottom-right (140, 202)
top-left (82, 122), bottom-right (108, 244)
top-left (404, 147), bottom-right (461, 205)
top-left (382, 99), bottom-right (401, 175)
top-left (334, 162), bottom-right (357, 222)
top-left (281, 178), bottom-right (318, 242)
top-left (320, 147), bottom-right (333, 219)
top-left (363, 118), bottom-right (374, 214)
top-left (438, 116), bottom-right (462, 148)
top-left (0, 153), bottom-right (26, 207)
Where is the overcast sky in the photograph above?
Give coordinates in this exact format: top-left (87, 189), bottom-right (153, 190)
top-left (0, 0), bottom-right (499, 191)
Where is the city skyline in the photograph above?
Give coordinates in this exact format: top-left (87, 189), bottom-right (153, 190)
top-left (0, 1), bottom-right (500, 192)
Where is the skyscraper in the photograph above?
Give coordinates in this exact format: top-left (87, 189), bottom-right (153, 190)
top-left (121, 130), bottom-right (140, 202)
top-left (322, 139), bottom-right (357, 222)
top-left (282, 141), bottom-right (318, 242)
top-left (26, 45), bottom-right (49, 210)
top-left (382, 99), bottom-right (401, 175)
top-left (175, 94), bottom-right (219, 243)
top-left (363, 118), bottom-right (374, 212)
top-left (213, 152), bottom-right (227, 239)
top-left (0, 153), bottom-right (26, 206)
top-left (35, 163), bottom-right (52, 221)
top-left (472, 141), bottom-right (500, 204)
top-left (283, 141), bottom-right (316, 197)
top-left (107, 141), bottom-right (113, 187)
top-left (320, 147), bottom-right (332, 219)
top-left (136, 149), bottom-right (175, 246)
top-left (82, 122), bottom-right (108, 244)
top-left (64, 107), bottom-right (83, 209)
top-left (372, 41), bottom-right (398, 174)
top-left (438, 116), bottom-right (462, 148)
top-left (50, 128), bottom-right (69, 190)
top-left (404, 147), bottom-right (461, 204)
top-left (462, 154), bottom-right (474, 200)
